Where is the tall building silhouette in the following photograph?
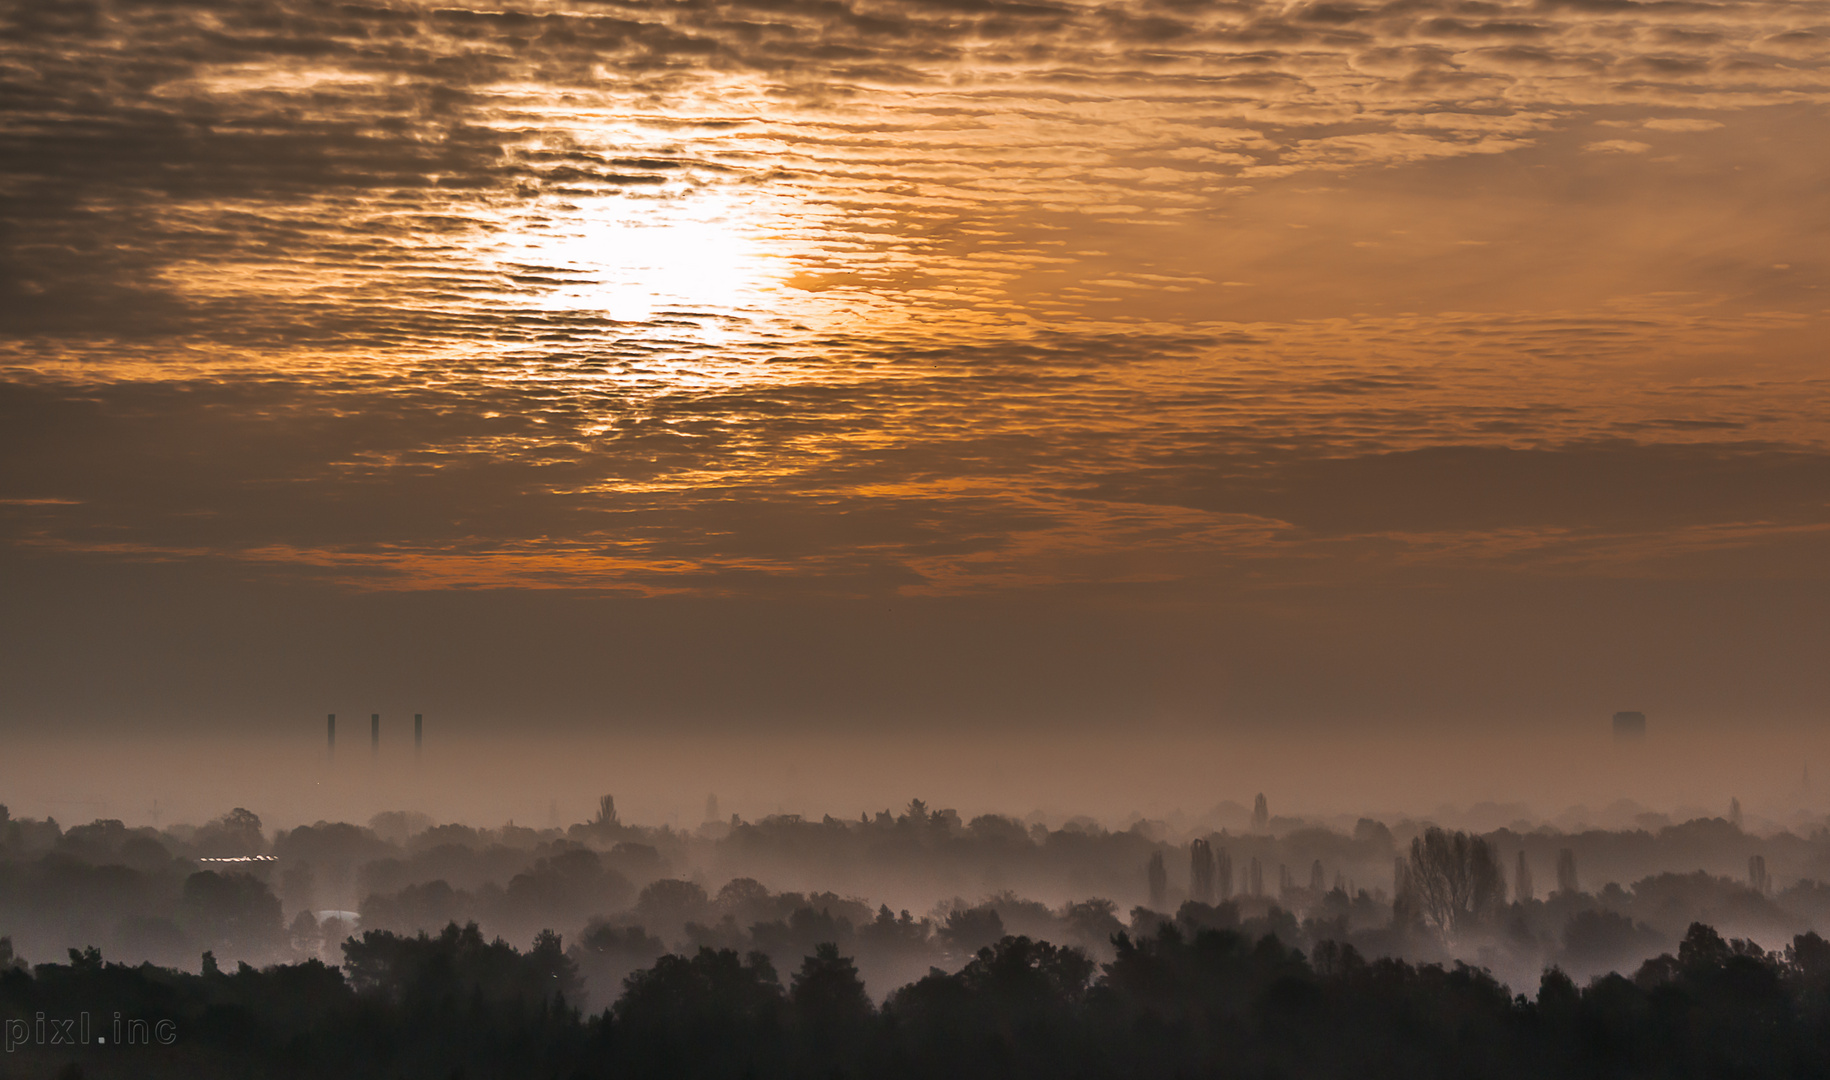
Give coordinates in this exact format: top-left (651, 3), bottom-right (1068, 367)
top-left (1612, 710), bottom-right (1646, 741)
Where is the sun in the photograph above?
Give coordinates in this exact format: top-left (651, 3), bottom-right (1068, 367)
top-left (496, 192), bottom-right (773, 322)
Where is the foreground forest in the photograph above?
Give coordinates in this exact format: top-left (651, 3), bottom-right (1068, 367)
top-left (3, 917), bottom-right (1829, 1079)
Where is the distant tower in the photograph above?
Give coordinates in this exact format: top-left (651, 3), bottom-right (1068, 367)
top-left (327, 714), bottom-right (336, 756)
top-left (1252, 793), bottom-right (1269, 831)
top-left (371, 713), bottom-right (380, 755)
top-left (1515, 851), bottom-right (1534, 904)
top-left (1555, 848), bottom-right (1579, 895)
top-left (1612, 711), bottom-right (1647, 741)
top-left (705, 793), bottom-right (720, 824)
top-left (1215, 847), bottom-right (1234, 901)
top-left (1190, 839), bottom-right (1215, 904)
top-left (1146, 851), bottom-right (1168, 909)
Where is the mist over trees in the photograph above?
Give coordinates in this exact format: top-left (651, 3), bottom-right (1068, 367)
top-left (4, 796), bottom-right (1830, 1006)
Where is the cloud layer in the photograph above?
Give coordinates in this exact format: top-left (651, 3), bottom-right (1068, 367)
top-left (1, 0), bottom-right (1828, 728)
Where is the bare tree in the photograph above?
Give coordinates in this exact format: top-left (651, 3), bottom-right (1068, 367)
top-left (1189, 839), bottom-right (1215, 904)
top-left (593, 795), bottom-right (618, 828)
top-left (1405, 827), bottom-right (1504, 935)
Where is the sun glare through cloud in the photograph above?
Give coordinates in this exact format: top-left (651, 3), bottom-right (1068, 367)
top-left (495, 192), bottom-right (777, 323)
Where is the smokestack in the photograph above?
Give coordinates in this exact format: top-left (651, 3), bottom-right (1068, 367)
top-left (414, 713), bottom-right (423, 756)
top-left (328, 714), bottom-right (336, 755)
top-left (371, 713), bottom-right (380, 754)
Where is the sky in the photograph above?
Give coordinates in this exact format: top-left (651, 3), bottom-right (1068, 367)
top-left (1, 0), bottom-right (1828, 824)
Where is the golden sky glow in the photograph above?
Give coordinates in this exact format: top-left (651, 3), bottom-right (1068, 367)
top-left (2, 0), bottom-right (1828, 734)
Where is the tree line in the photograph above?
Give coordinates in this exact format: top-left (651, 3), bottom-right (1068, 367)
top-left (3, 913), bottom-right (1829, 1079)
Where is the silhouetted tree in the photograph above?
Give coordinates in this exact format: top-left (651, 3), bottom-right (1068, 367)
top-left (939, 906), bottom-right (1005, 956)
top-left (1393, 856), bottom-right (1419, 926)
top-left (1556, 848), bottom-right (1579, 895)
top-left (1189, 839), bottom-right (1214, 904)
top-left (180, 870), bottom-right (283, 959)
top-left (615, 947), bottom-right (785, 1078)
top-left (593, 794), bottom-right (619, 827)
top-left (1515, 850), bottom-right (1534, 903)
top-left (1146, 851), bottom-right (1168, 909)
top-left (789, 942), bottom-right (873, 1031)
top-left (632, 879), bottom-right (710, 934)
top-left (1248, 857), bottom-right (1264, 898)
top-left (343, 920), bottom-right (578, 1008)
top-left (195, 808), bottom-right (266, 857)
top-left (1062, 898), bottom-right (1123, 952)
top-left (1215, 847), bottom-right (1233, 900)
top-left (1406, 828), bottom-right (1503, 935)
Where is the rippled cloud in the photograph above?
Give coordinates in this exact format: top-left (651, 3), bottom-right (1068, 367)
top-left (1, 0), bottom-right (1827, 605)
